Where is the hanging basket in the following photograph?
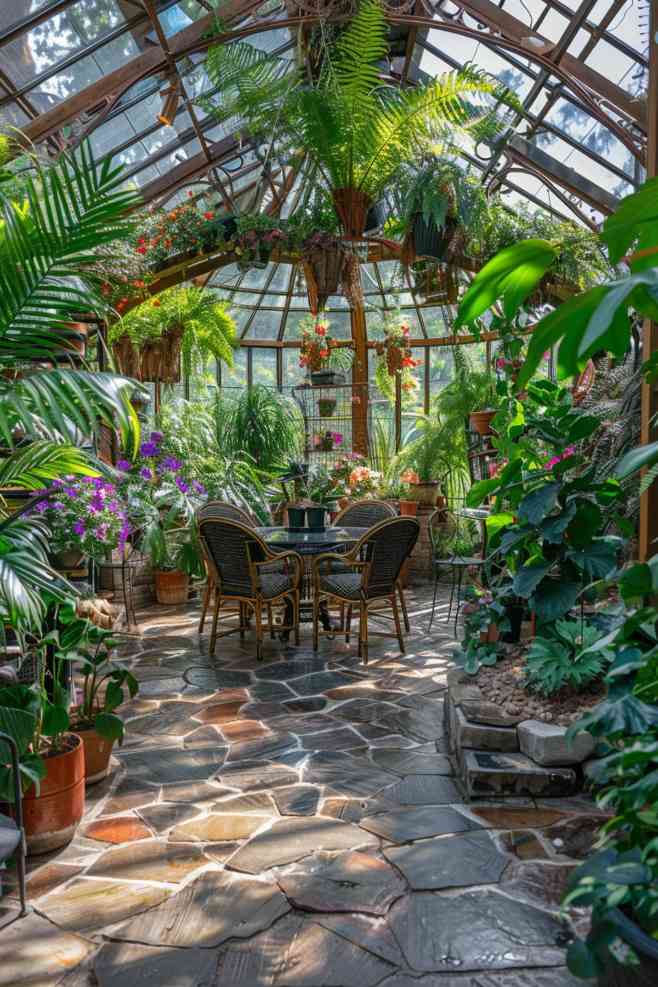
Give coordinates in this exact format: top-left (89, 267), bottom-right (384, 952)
top-left (341, 252), bottom-right (364, 308)
top-left (139, 325), bottom-right (184, 384)
top-left (332, 187), bottom-right (372, 238)
top-left (112, 335), bottom-right (140, 379)
top-left (413, 264), bottom-right (458, 305)
top-left (413, 213), bottom-right (459, 261)
top-left (303, 249), bottom-right (346, 314)
top-left (386, 344), bottom-right (404, 375)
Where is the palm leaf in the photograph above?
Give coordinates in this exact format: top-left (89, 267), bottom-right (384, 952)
top-left (0, 515), bottom-right (72, 633)
top-left (0, 441), bottom-right (97, 490)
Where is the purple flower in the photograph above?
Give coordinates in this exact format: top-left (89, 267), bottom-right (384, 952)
top-left (162, 456), bottom-right (183, 472)
top-left (139, 441), bottom-right (158, 458)
top-left (94, 524), bottom-right (109, 540)
top-left (35, 500), bottom-right (48, 513)
top-left (73, 520), bottom-right (86, 536)
top-left (64, 487), bottom-right (78, 498)
top-left (51, 478), bottom-right (64, 489)
top-left (140, 467), bottom-right (152, 480)
top-left (175, 476), bottom-right (190, 494)
top-left (53, 501), bottom-right (65, 511)
top-left (150, 431), bottom-right (164, 444)
top-left (192, 480), bottom-right (206, 495)
top-left (116, 458), bottom-right (132, 471)
top-left (88, 501), bottom-right (100, 514)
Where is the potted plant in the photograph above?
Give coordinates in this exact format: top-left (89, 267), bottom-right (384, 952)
top-left (456, 586), bottom-right (510, 674)
top-left (299, 315), bottom-right (354, 385)
top-left (395, 419), bottom-right (450, 506)
top-left (373, 315), bottom-right (421, 405)
top-left (64, 613), bottom-right (138, 784)
top-left (399, 469), bottom-right (420, 516)
top-left (305, 465), bottom-right (339, 531)
top-left (318, 397), bottom-right (337, 418)
top-left (314, 430), bottom-right (343, 454)
top-left (110, 286), bottom-right (236, 384)
top-left (0, 621), bottom-right (86, 854)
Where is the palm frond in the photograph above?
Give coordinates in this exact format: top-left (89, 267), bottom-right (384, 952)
top-left (332, 0), bottom-right (388, 105)
top-left (0, 441), bottom-right (97, 490)
top-left (0, 141), bottom-right (140, 362)
top-left (0, 516), bottom-right (72, 634)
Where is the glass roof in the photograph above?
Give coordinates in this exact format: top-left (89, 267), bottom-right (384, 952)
top-left (0, 1), bottom-right (647, 288)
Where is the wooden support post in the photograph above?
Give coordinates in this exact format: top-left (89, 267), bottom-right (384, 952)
top-left (351, 302), bottom-right (368, 456)
top-left (639, 2), bottom-right (658, 562)
top-left (395, 373), bottom-right (402, 452)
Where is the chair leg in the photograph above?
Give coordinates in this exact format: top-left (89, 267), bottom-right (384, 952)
top-left (268, 603), bottom-right (275, 639)
top-left (17, 835), bottom-right (27, 916)
top-left (361, 601), bottom-right (369, 664)
top-left (255, 599), bottom-right (263, 661)
top-left (454, 567), bottom-right (464, 635)
top-left (446, 565), bottom-right (457, 626)
top-left (198, 581), bottom-right (211, 634)
top-left (345, 605), bottom-right (352, 644)
top-left (293, 591), bottom-right (300, 646)
top-left (312, 591), bottom-right (320, 651)
top-left (209, 594), bottom-right (222, 656)
top-left (428, 565), bottom-right (440, 632)
top-left (239, 601), bottom-right (246, 640)
top-left (397, 582), bottom-right (410, 632)
top-left (391, 593), bottom-right (405, 654)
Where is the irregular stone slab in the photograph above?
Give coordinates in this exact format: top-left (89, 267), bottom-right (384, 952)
top-left (227, 816), bottom-right (377, 873)
top-left (94, 941), bottom-right (217, 987)
top-left (160, 780), bottom-right (224, 805)
top-left (284, 697), bottom-right (328, 712)
top-left (218, 760), bottom-right (298, 792)
top-left (183, 725), bottom-right (225, 749)
top-left (471, 805), bottom-right (567, 830)
top-left (128, 701), bottom-right (206, 736)
top-left (194, 701), bottom-right (245, 724)
top-left (136, 677), bottom-right (186, 698)
top-left (326, 686), bottom-right (402, 702)
top-left (214, 792), bottom-right (277, 814)
top-left (364, 732), bottom-right (417, 749)
top-left (87, 838), bottom-right (207, 883)
top-left (272, 785), bottom-right (320, 816)
top-left (314, 911), bottom-right (406, 966)
top-left (448, 670), bottom-right (526, 727)
top-left (240, 701), bottom-right (288, 719)
top-left (81, 815), bottom-right (153, 844)
top-left (498, 830), bottom-right (551, 860)
top-left (502, 860), bottom-right (577, 908)
top-left (138, 802), bottom-right (202, 834)
top-left (215, 912), bottom-right (392, 987)
top-left (254, 659), bottom-right (326, 681)
top-left (0, 907), bottom-right (94, 987)
top-left (269, 713), bottom-right (338, 734)
top-left (300, 727), bottom-right (366, 751)
top-left (379, 971), bottom-right (583, 987)
top-left (278, 849), bottom-right (406, 914)
top-left (302, 751), bottom-right (397, 798)
top-left (24, 862), bottom-right (84, 900)
top-left (101, 777), bottom-right (161, 815)
top-left (226, 731), bottom-right (298, 762)
top-left (184, 666), bottom-right (251, 689)
top-left (116, 747), bottom-right (227, 785)
top-left (250, 680), bottom-right (296, 702)
top-left (384, 831), bottom-right (507, 890)
top-left (221, 719), bottom-right (269, 741)
top-left (332, 699), bottom-right (394, 724)
top-left (389, 889), bottom-right (568, 972)
top-left (451, 701), bottom-right (519, 752)
top-left (170, 813), bottom-right (265, 842)
top-left (518, 720), bottom-right (596, 766)
top-left (462, 750), bottom-right (578, 799)
top-left (380, 774), bottom-right (463, 805)
top-left (36, 878), bottom-right (171, 932)
top-left (371, 750), bottom-right (453, 775)
top-left (543, 814), bottom-right (603, 859)
top-left (321, 798), bottom-right (367, 823)
top-left (112, 869), bottom-right (289, 948)
top-left (292, 671), bottom-right (358, 696)
top-left (360, 806), bottom-right (483, 842)
top-left (375, 706), bottom-right (445, 742)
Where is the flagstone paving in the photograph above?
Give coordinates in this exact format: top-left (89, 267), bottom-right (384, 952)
top-left (1, 586), bottom-right (596, 985)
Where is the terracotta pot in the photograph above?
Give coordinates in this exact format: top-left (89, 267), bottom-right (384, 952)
top-left (75, 725), bottom-right (115, 784)
top-left (399, 500), bottom-right (418, 517)
top-left (406, 480), bottom-right (440, 506)
top-left (22, 734), bottom-right (85, 855)
top-left (479, 623), bottom-right (499, 644)
top-left (469, 409), bottom-right (497, 436)
top-left (332, 187), bottom-right (372, 237)
top-left (154, 569), bottom-right (189, 605)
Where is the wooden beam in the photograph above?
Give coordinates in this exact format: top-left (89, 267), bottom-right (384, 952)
top-left (18, 0), bottom-right (260, 147)
top-left (453, 0), bottom-right (646, 129)
top-left (137, 134), bottom-right (243, 204)
top-left (639, 4), bottom-right (658, 562)
top-left (350, 303), bottom-right (369, 456)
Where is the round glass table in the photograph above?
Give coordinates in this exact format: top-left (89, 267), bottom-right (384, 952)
top-left (255, 526), bottom-right (368, 628)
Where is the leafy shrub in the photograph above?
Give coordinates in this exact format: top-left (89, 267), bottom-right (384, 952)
top-left (525, 619), bottom-right (610, 695)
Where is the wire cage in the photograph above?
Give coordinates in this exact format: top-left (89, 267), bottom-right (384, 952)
top-left (292, 381), bottom-right (371, 466)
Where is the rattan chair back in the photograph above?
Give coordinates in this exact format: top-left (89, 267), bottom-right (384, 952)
top-left (355, 516), bottom-right (419, 598)
top-left (198, 517), bottom-right (268, 597)
top-left (333, 499), bottom-right (396, 529)
top-left (197, 501), bottom-right (255, 527)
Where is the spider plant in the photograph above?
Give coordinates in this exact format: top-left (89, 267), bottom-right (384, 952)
top-left (218, 385), bottom-right (303, 472)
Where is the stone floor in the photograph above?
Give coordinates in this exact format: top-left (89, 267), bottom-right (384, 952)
top-left (0, 586), bottom-right (598, 986)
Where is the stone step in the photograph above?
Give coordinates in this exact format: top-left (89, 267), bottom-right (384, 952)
top-left (461, 749), bottom-right (579, 799)
top-left (448, 694), bottom-right (519, 754)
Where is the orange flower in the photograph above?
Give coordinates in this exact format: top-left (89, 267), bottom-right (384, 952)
top-left (151, 298), bottom-right (161, 308)
top-left (319, 349), bottom-right (329, 359)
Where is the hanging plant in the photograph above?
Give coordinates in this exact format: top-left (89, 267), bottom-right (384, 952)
top-left (411, 260), bottom-right (458, 304)
top-left (301, 232), bottom-right (346, 313)
top-left (373, 316), bottom-right (421, 405)
top-left (298, 315), bottom-right (354, 377)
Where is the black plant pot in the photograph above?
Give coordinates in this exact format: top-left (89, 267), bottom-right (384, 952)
top-left (502, 603), bottom-right (524, 644)
top-left (596, 910), bottom-right (658, 987)
top-left (311, 370), bottom-right (345, 386)
top-left (306, 507), bottom-right (326, 532)
top-left (287, 507), bottom-right (306, 530)
top-left (413, 213), bottom-right (457, 261)
top-left (364, 199), bottom-right (387, 233)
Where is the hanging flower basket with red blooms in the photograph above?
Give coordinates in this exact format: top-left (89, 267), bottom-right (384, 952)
top-left (298, 315), bottom-right (354, 379)
top-left (373, 316), bottom-right (422, 405)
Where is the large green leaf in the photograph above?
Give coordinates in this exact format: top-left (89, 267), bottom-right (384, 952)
top-left (601, 175), bottom-right (658, 264)
top-left (615, 441), bottom-right (658, 479)
top-left (512, 560), bottom-right (551, 599)
top-left (531, 580), bottom-right (581, 621)
top-left (575, 678), bottom-right (658, 738)
top-left (0, 705), bottom-right (36, 757)
top-left (518, 482), bottom-right (560, 525)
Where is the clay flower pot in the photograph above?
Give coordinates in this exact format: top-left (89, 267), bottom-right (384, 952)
top-left (75, 726), bottom-right (115, 784)
top-left (399, 500), bottom-right (418, 517)
top-left (154, 569), bottom-right (189, 605)
top-left (22, 734), bottom-right (85, 855)
top-left (406, 480), bottom-right (440, 506)
top-left (469, 409), bottom-right (497, 436)
top-left (332, 187), bottom-right (372, 237)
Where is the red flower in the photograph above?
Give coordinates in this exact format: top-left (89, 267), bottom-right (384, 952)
top-left (319, 349), bottom-right (329, 359)
top-left (204, 211), bottom-right (214, 220)
top-left (136, 246), bottom-right (146, 255)
top-left (315, 324), bottom-right (327, 337)
top-left (187, 190), bottom-right (194, 198)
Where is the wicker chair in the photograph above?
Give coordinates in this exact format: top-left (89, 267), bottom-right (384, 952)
top-left (197, 516), bottom-right (302, 660)
top-left (0, 731), bottom-right (27, 916)
top-left (331, 499), bottom-right (411, 633)
top-left (427, 507), bottom-right (486, 632)
top-left (197, 502), bottom-right (257, 634)
top-left (312, 517), bottom-right (419, 663)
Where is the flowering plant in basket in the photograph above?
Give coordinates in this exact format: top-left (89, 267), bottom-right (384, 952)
top-left (347, 464), bottom-right (381, 498)
top-left (374, 317), bottom-right (421, 402)
top-left (34, 476), bottom-right (130, 563)
top-left (299, 317), bottom-right (334, 372)
top-left (314, 431), bottom-right (343, 453)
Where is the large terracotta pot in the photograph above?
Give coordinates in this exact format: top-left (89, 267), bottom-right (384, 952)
top-left (399, 500), bottom-right (418, 517)
top-left (154, 569), bottom-right (189, 605)
top-left (22, 734), bottom-right (85, 855)
top-left (75, 725), bottom-right (115, 784)
top-left (406, 481), bottom-right (440, 506)
top-left (469, 409), bottom-right (497, 436)
top-left (332, 187), bottom-right (372, 237)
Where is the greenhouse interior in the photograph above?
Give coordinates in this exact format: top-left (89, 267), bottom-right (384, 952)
top-left (1, 1), bottom-right (658, 985)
